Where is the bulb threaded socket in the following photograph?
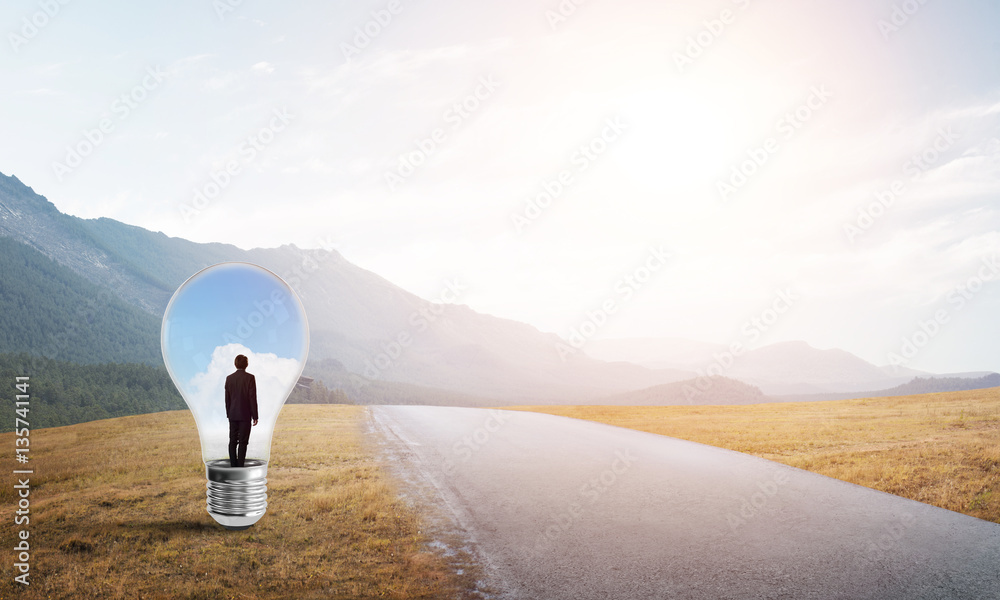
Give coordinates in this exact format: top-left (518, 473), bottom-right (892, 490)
top-left (205, 459), bottom-right (268, 530)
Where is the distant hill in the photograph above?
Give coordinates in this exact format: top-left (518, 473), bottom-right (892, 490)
top-left (724, 341), bottom-right (911, 394)
top-left (587, 338), bottom-right (924, 395)
top-left (881, 373), bottom-right (1000, 396)
top-left (772, 373), bottom-right (1000, 403)
top-left (298, 357), bottom-right (497, 406)
top-left (596, 376), bottom-right (766, 406)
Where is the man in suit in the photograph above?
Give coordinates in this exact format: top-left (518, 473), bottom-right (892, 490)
top-left (225, 354), bottom-right (258, 468)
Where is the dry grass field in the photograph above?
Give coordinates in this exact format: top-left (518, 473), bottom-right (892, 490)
top-left (4, 389), bottom-right (997, 598)
top-left (0, 405), bottom-right (475, 600)
top-left (511, 387), bottom-right (1000, 524)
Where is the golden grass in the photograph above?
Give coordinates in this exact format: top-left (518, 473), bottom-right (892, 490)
top-left (0, 405), bottom-right (472, 600)
top-left (509, 387), bottom-right (1000, 524)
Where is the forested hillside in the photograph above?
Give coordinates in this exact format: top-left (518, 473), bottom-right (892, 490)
top-left (0, 236), bottom-right (161, 365)
top-left (0, 352), bottom-right (184, 431)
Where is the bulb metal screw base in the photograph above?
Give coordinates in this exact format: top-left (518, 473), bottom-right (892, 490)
top-left (205, 459), bottom-right (268, 530)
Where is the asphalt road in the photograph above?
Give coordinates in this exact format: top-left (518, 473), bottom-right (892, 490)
top-left (368, 405), bottom-right (1000, 600)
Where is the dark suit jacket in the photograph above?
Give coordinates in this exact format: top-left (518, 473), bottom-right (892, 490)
top-left (225, 368), bottom-right (258, 422)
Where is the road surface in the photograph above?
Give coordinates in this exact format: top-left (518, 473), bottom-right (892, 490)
top-left (369, 405), bottom-right (1000, 599)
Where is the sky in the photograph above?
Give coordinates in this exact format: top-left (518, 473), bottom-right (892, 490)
top-left (3, 0), bottom-right (1000, 372)
top-left (161, 262), bottom-right (309, 383)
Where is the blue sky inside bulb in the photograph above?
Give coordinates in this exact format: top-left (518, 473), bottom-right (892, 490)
top-left (161, 262), bottom-right (309, 463)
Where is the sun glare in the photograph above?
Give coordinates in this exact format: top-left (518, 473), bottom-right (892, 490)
top-left (614, 87), bottom-right (737, 194)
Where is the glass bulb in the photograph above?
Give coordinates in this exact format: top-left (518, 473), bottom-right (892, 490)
top-left (160, 262), bottom-right (309, 529)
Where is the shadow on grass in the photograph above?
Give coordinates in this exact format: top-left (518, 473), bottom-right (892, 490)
top-left (112, 518), bottom-right (219, 536)
top-left (53, 519), bottom-right (219, 547)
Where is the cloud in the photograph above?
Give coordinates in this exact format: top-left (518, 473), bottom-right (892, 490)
top-left (252, 61), bottom-right (275, 74)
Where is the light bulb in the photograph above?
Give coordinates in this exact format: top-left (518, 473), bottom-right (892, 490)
top-left (160, 262), bottom-right (309, 530)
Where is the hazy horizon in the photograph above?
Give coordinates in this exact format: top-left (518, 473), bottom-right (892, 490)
top-left (3, 0), bottom-right (999, 373)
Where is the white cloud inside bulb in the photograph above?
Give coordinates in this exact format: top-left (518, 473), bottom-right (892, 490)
top-left (185, 343), bottom-right (302, 461)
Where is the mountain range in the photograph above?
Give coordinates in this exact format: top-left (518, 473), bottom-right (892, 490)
top-left (0, 172), bottom-right (691, 404)
top-left (583, 338), bottom-right (992, 395)
top-left (1, 170), bottom-right (995, 407)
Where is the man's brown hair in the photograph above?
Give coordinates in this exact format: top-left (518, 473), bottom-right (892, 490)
top-left (235, 354), bottom-right (249, 370)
